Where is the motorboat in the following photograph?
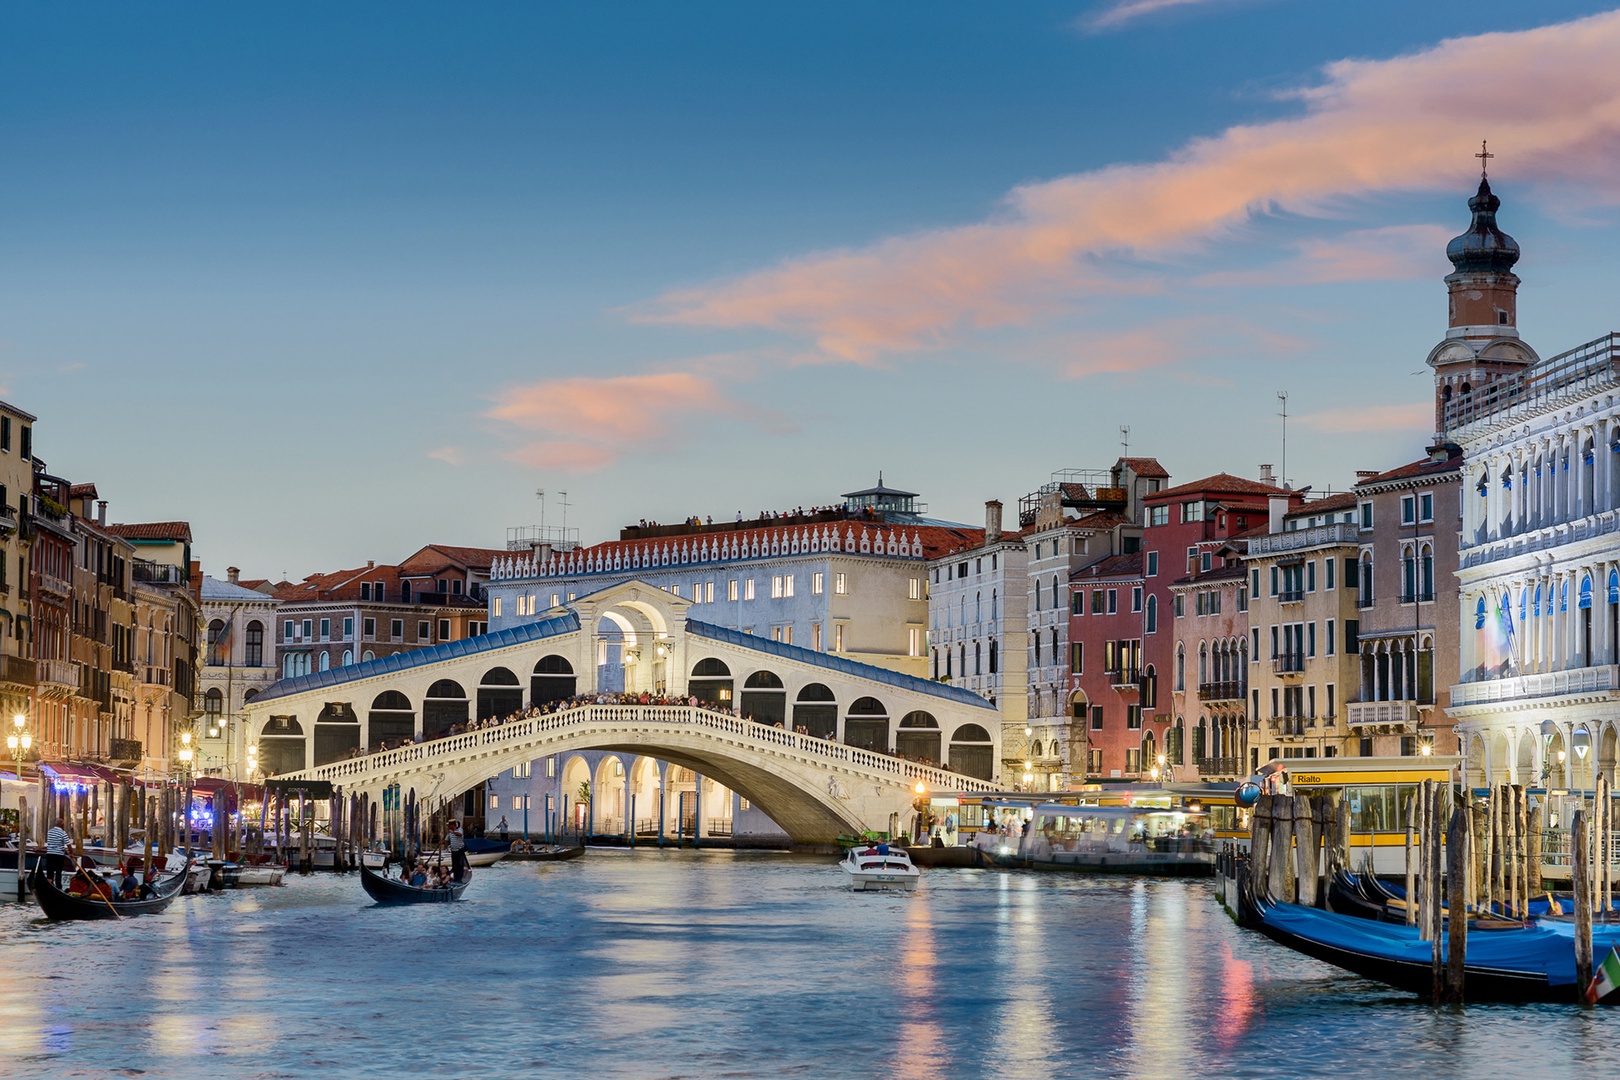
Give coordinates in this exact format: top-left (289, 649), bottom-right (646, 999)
top-left (0, 846), bottom-right (42, 902)
top-left (506, 841), bottom-right (586, 862)
top-left (994, 804), bottom-right (1215, 876)
top-left (419, 837), bottom-right (511, 868)
top-left (360, 861), bottom-right (470, 905)
top-left (840, 844), bottom-right (920, 892)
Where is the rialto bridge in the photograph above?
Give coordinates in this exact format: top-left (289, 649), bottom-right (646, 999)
top-left (244, 581), bottom-right (1001, 842)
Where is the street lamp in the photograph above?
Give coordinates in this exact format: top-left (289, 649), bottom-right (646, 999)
top-left (6, 712), bottom-right (31, 772)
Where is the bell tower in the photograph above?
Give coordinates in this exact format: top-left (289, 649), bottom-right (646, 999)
top-left (1427, 146), bottom-right (1538, 442)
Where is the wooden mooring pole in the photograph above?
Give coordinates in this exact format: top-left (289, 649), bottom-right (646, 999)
top-left (1574, 809), bottom-right (1594, 997)
top-left (1405, 792), bottom-right (1418, 927)
top-left (1444, 806), bottom-right (1468, 1004)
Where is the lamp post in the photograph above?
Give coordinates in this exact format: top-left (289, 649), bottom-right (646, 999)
top-left (6, 712), bottom-right (32, 775)
top-left (178, 729), bottom-right (195, 854)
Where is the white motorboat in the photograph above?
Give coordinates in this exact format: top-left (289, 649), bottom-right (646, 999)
top-left (840, 844), bottom-right (920, 892)
top-left (232, 863), bottom-right (286, 886)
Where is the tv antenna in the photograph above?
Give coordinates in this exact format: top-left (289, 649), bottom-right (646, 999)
top-left (535, 488), bottom-right (546, 531)
top-left (1277, 391), bottom-right (1289, 488)
top-left (1120, 425), bottom-right (1130, 455)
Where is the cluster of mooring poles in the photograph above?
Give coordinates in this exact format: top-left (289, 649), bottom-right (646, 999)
top-left (1247, 791), bottom-right (1350, 908)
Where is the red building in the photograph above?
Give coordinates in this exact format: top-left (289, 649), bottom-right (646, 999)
top-left (1072, 471), bottom-right (1301, 782)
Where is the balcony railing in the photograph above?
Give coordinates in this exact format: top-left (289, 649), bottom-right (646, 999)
top-left (1400, 590), bottom-right (1436, 604)
top-left (1195, 755), bottom-right (1240, 777)
top-left (0, 653), bottom-right (35, 686)
top-left (133, 560), bottom-right (188, 586)
top-left (1346, 700), bottom-right (1418, 729)
top-left (108, 738), bottom-right (142, 762)
top-left (1357, 594), bottom-right (1376, 609)
top-left (37, 658), bottom-right (79, 687)
top-left (1277, 589), bottom-right (1305, 604)
top-left (1272, 655), bottom-right (1305, 674)
top-left (1197, 680), bottom-right (1245, 702)
top-left (1450, 665), bottom-right (1619, 708)
top-left (1106, 668), bottom-right (1141, 689)
top-left (142, 664), bottom-right (173, 687)
top-left (1247, 522), bottom-right (1359, 555)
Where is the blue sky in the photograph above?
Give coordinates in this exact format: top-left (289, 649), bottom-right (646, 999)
top-left (4, 2), bottom-right (1620, 577)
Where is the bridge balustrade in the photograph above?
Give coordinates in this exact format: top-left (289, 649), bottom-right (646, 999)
top-left (284, 703), bottom-right (996, 793)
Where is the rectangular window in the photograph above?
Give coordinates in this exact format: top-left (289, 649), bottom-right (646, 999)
top-left (283, 620), bottom-right (294, 641)
top-left (1401, 494), bottom-right (1416, 526)
top-left (1307, 622), bottom-right (1316, 657)
top-left (670, 584), bottom-right (681, 598)
top-left (1327, 683), bottom-right (1336, 719)
top-left (906, 576), bottom-right (920, 600)
top-left (1251, 568), bottom-right (1261, 596)
top-left (363, 618), bottom-right (376, 640)
top-left (1146, 551), bottom-right (1159, 577)
top-left (728, 579), bottom-right (739, 602)
top-left (492, 598), bottom-right (503, 618)
top-left (815, 572), bottom-right (826, 595)
top-left (360, 583), bottom-right (371, 601)
top-left (438, 619), bottom-right (450, 640)
top-left (418, 621), bottom-right (430, 640)
top-left (391, 619), bottom-right (403, 641)
top-left (834, 573), bottom-right (846, 595)
top-left (318, 618), bottom-right (331, 640)
top-left (690, 582), bottom-right (701, 603)
top-left (1091, 590), bottom-right (1104, 614)
top-left (1325, 557), bottom-right (1336, 591)
top-left (1070, 642), bottom-right (1083, 673)
top-left (745, 579), bottom-right (757, 601)
top-left (489, 794), bottom-right (500, 810)
top-left (1148, 505), bottom-right (1169, 527)
top-left (1359, 501), bottom-right (1373, 530)
top-left (908, 627), bottom-right (921, 657)
top-left (1200, 551), bottom-right (1212, 572)
top-left (812, 622), bottom-right (823, 651)
top-left (1182, 501), bottom-right (1205, 523)
top-left (1107, 589), bottom-right (1117, 615)
top-left (1270, 566), bottom-right (1279, 597)
top-left (1419, 492), bottom-right (1434, 523)
top-left (1126, 705), bottom-right (1142, 730)
top-left (834, 624), bottom-right (844, 651)
top-left (551, 594), bottom-right (561, 608)
top-left (1072, 590), bottom-right (1084, 615)
top-left (343, 617), bottom-right (354, 639)
top-left (301, 619), bottom-right (312, 640)
top-left (1091, 706), bottom-right (1104, 730)
top-left (1306, 561), bottom-right (1316, 593)
top-left (1326, 619), bottom-right (1336, 656)
top-left (0, 416), bottom-right (8, 451)
top-left (1307, 685), bottom-right (1317, 719)
top-left (1131, 586), bottom-right (1142, 613)
top-left (1237, 587), bottom-right (1248, 613)
top-left (705, 582), bottom-right (714, 603)
top-left (547, 757), bottom-right (557, 778)
top-left (784, 575), bottom-right (795, 597)
top-left (19, 426), bottom-right (29, 461)
top-left (1173, 593), bottom-right (1185, 617)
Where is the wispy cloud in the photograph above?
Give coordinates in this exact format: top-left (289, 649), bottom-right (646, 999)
top-left (1198, 224), bottom-right (1454, 287)
top-left (426, 445), bottom-right (464, 466)
top-left (1300, 402), bottom-right (1431, 435)
top-left (486, 371), bottom-right (739, 471)
top-left (1084, 0), bottom-right (1235, 33)
top-left (639, 12), bottom-right (1620, 362)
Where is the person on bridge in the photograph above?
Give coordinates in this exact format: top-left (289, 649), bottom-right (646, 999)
top-left (447, 820), bottom-right (468, 881)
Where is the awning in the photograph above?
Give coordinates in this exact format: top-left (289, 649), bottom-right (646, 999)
top-left (263, 778), bottom-right (335, 799)
top-left (39, 761), bottom-right (121, 786)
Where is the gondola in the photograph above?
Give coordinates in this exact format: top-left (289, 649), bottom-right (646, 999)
top-left (30, 859), bottom-right (191, 921)
top-left (360, 860), bottom-right (471, 904)
top-left (505, 841), bottom-right (586, 862)
top-left (1239, 873), bottom-right (1620, 1003)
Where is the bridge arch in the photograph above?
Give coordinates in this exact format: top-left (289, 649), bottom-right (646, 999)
top-left (689, 657), bottom-right (733, 707)
top-left (314, 702), bottom-right (360, 766)
top-left (424, 679), bottom-right (469, 740)
top-left (368, 690), bottom-right (414, 751)
top-left (478, 666), bottom-right (523, 720)
top-left (741, 669), bottom-right (786, 727)
top-left (845, 696), bottom-right (888, 753)
top-left (532, 655), bottom-right (576, 705)
top-left (793, 683), bottom-right (837, 740)
top-left (896, 711), bottom-right (940, 764)
top-left (257, 715), bottom-right (307, 775)
top-left (948, 723), bottom-right (995, 780)
top-left (561, 754), bottom-right (592, 833)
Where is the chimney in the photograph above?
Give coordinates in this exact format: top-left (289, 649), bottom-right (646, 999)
top-left (227, 566), bottom-right (240, 585)
top-left (366, 559), bottom-right (375, 568)
top-left (985, 499), bottom-right (1003, 542)
top-left (1268, 495), bottom-right (1290, 534)
top-left (1355, 470), bottom-right (1378, 481)
top-left (96, 500), bottom-right (107, 526)
top-left (1259, 464), bottom-right (1274, 484)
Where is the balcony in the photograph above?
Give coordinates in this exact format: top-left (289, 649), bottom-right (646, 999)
top-left (1272, 655), bottom-right (1305, 675)
top-left (37, 658), bottom-right (79, 689)
top-left (36, 571), bottom-right (70, 598)
top-left (1277, 589), bottom-right (1305, 604)
top-left (1247, 522), bottom-right (1359, 556)
top-left (1197, 680), bottom-right (1245, 702)
top-left (109, 739), bottom-right (142, 763)
top-left (1195, 755), bottom-right (1241, 778)
top-left (142, 664), bottom-right (173, 687)
top-left (1450, 665), bottom-right (1620, 708)
top-left (133, 560), bottom-right (188, 586)
top-left (1346, 700), bottom-right (1419, 732)
top-left (1271, 715), bottom-right (1313, 737)
top-left (1357, 594), bottom-right (1377, 609)
top-left (1106, 668), bottom-right (1141, 690)
top-left (0, 653), bottom-right (34, 687)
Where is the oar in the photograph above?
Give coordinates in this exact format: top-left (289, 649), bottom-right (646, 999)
top-left (71, 864), bottom-right (123, 921)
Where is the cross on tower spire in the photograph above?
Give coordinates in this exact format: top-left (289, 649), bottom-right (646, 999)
top-left (1476, 139), bottom-right (1494, 179)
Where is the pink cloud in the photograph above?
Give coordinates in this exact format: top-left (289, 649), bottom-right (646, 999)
top-left (487, 371), bottom-right (735, 472)
top-left (1084, 0), bottom-right (1239, 33)
top-left (640, 11), bottom-right (1620, 361)
top-left (1301, 402), bottom-right (1431, 435)
top-left (426, 445), bottom-right (464, 466)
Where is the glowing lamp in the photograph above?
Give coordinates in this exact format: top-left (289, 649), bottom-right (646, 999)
top-left (12, 713), bottom-right (23, 730)
top-left (181, 731), bottom-right (192, 747)
top-left (914, 781), bottom-right (926, 795)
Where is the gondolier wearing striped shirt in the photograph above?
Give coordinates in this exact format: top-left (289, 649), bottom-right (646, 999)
top-left (45, 818), bottom-right (71, 887)
top-left (447, 820), bottom-right (467, 882)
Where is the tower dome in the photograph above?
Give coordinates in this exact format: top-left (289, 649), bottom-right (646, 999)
top-left (1446, 177), bottom-right (1520, 274)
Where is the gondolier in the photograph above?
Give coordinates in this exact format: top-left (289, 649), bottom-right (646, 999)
top-left (447, 820), bottom-right (468, 881)
top-left (45, 817), bottom-right (71, 887)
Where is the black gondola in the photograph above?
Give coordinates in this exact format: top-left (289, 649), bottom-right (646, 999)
top-left (360, 860), bottom-right (471, 904)
top-left (30, 860), bottom-right (191, 921)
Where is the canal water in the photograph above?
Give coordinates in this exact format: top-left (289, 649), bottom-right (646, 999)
top-left (2, 849), bottom-right (1617, 1078)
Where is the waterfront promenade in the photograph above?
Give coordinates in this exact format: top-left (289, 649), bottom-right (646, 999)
top-left (5, 851), bottom-right (1620, 1078)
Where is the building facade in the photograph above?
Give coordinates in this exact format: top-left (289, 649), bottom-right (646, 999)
top-left (1167, 543), bottom-right (1251, 782)
top-left (0, 401), bottom-right (37, 733)
top-left (200, 569), bottom-right (282, 780)
top-left (926, 500), bottom-right (1028, 777)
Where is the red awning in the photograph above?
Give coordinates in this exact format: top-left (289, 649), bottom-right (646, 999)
top-left (39, 761), bottom-right (121, 785)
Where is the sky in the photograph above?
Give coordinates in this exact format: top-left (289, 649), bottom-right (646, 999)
top-left (6, 2), bottom-right (1620, 579)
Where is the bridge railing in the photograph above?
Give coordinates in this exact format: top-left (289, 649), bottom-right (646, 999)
top-left (282, 703), bottom-right (997, 792)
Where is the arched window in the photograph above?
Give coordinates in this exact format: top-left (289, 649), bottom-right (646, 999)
top-left (1175, 645), bottom-right (1185, 691)
top-left (342, 649), bottom-right (353, 666)
top-left (318, 652), bottom-right (331, 672)
top-left (1360, 554), bottom-right (1374, 606)
top-left (203, 687), bottom-right (224, 718)
top-left (206, 619), bottom-right (227, 666)
top-left (1580, 576), bottom-right (1594, 610)
top-left (244, 620), bottom-right (264, 667)
top-left (1475, 596), bottom-right (1488, 630)
top-left (988, 639), bottom-right (999, 674)
top-left (1145, 594), bottom-right (1157, 634)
